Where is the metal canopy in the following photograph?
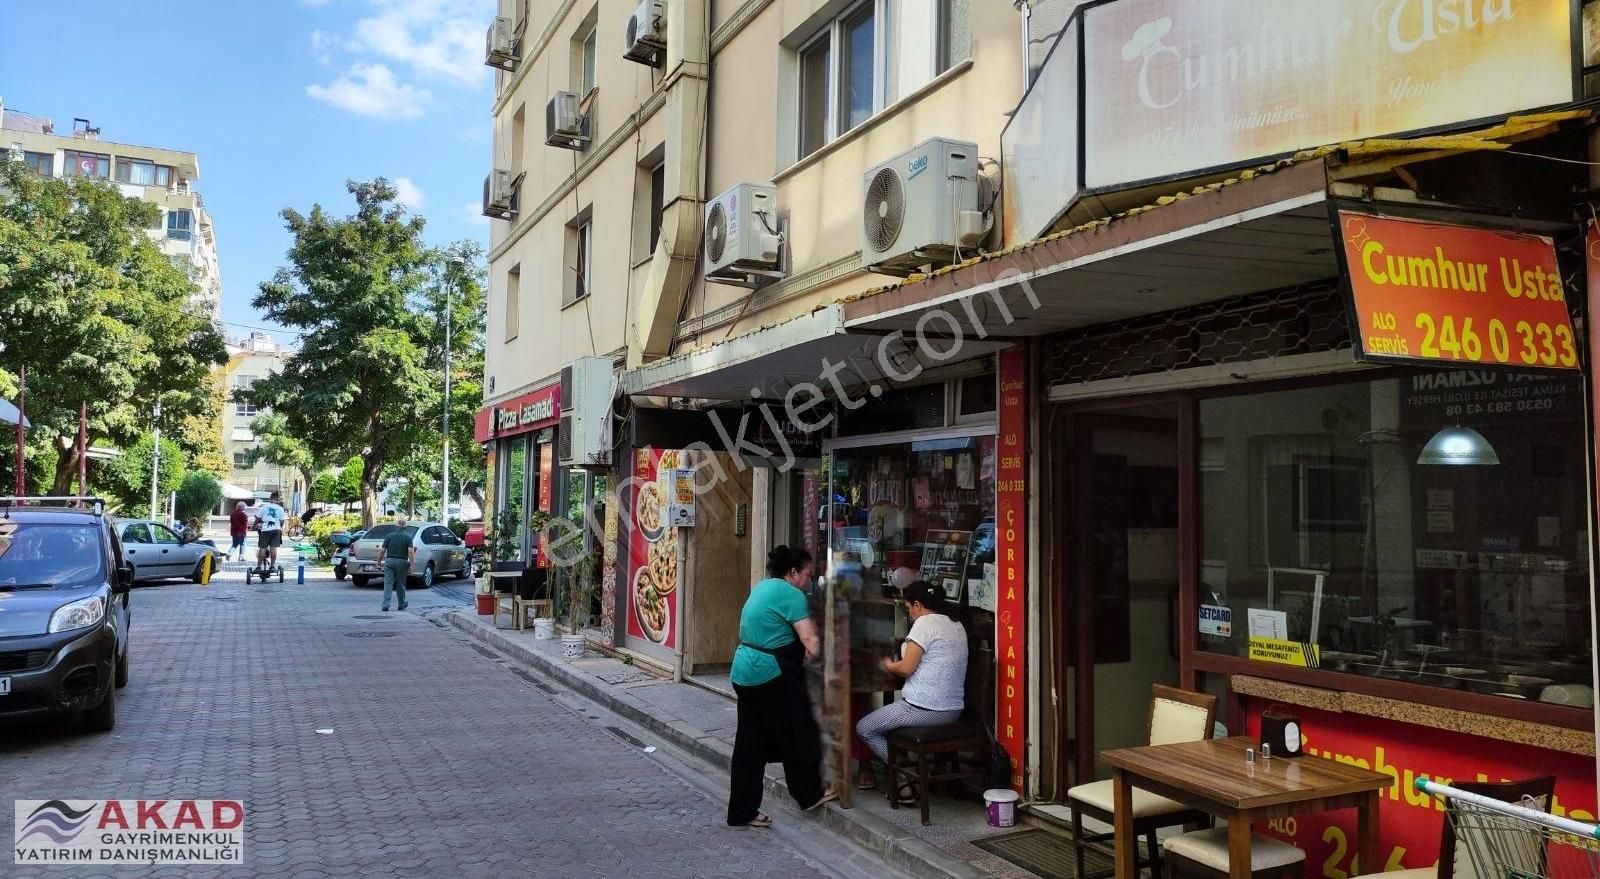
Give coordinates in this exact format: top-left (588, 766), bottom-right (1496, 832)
top-left (843, 159), bottom-right (1340, 338)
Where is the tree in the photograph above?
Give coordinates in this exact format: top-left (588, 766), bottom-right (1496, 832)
top-left (334, 455), bottom-right (364, 505)
top-left (175, 471), bottom-right (223, 521)
top-left (0, 159), bottom-right (226, 494)
top-left (101, 433), bottom-right (186, 518)
top-left (178, 378), bottom-right (230, 479)
top-left (244, 411), bottom-right (316, 504)
top-left (310, 468), bottom-right (340, 504)
top-left (247, 179), bottom-right (481, 527)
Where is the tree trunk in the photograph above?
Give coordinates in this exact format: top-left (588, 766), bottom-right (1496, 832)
top-left (50, 440), bottom-right (79, 496)
top-left (360, 454), bottom-right (384, 528)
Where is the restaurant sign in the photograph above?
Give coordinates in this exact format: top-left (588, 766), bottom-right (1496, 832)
top-left (1336, 210), bottom-right (1579, 370)
top-left (1083, 0), bottom-right (1574, 189)
top-left (472, 384), bottom-right (562, 443)
top-left (995, 350), bottom-right (1028, 791)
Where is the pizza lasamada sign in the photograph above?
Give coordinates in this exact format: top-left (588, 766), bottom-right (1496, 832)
top-left (1338, 210), bottom-right (1579, 370)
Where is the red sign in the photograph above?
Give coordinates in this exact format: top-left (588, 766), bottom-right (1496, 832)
top-left (996, 350), bottom-right (1027, 790)
top-left (1338, 210), bottom-right (1578, 370)
top-left (626, 448), bottom-right (680, 651)
top-left (472, 383), bottom-right (562, 443)
top-left (536, 442), bottom-right (554, 568)
top-left (1245, 700), bottom-right (1596, 877)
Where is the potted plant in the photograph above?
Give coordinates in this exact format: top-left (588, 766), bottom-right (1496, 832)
top-left (555, 548), bottom-right (597, 660)
top-left (477, 510), bottom-right (520, 615)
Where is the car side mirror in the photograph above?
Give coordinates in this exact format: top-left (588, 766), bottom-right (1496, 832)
top-left (115, 564), bottom-right (134, 592)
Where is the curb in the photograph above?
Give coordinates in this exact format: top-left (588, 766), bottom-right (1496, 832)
top-left (448, 610), bottom-right (989, 879)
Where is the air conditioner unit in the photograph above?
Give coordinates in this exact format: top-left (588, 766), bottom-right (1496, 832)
top-left (860, 137), bottom-right (993, 276)
top-left (485, 16), bottom-right (519, 70)
top-left (623, 0), bottom-right (667, 67)
top-left (704, 182), bottom-right (783, 284)
top-left (482, 169), bottom-right (518, 220)
top-left (546, 91), bottom-right (589, 150)
top-left (558, 356), bottom-right (615, 468)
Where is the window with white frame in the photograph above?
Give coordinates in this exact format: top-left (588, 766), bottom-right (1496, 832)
top-left (167, 209), bottom-right (194, 241)
top-left (795, 0), bottom-right (971, 160)
top-left (564, 218), bottom-right (593, 304)
top-left (115, 158), bottom-right (173, 187)
top-left (581, 26), bottom-right (597, 95)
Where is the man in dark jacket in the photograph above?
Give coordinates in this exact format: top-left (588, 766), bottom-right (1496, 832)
top-left (228, 502), bottom-right (249, 562)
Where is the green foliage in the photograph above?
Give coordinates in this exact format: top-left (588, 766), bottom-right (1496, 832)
top-left (446, 519), bottom-right (468, 538)
top-left (307, 511), bottom-right (363, 561)
top-left (310, 468), bottom-right (340, 504)
top-left (485, 509), bottom-right (520, 564)
top-left (0, 159), bottom-right (226, 494)
top-left (245, 180), bottom-right (485, 527)
top-left (103, 433), bottom-right (186, 517)
top-left (175, 471), bottom-right (223, 521)
top-left (244, 410), bottom-right (316, 492)
top-left (334, 456), bottom-right (364, 503)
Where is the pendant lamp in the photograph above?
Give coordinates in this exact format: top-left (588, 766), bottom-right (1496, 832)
top-left (1416, 426), bottom-right (1499, 466)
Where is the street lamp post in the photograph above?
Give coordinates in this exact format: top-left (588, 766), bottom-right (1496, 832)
top-left (149, 401), bottom-right (162, 518)
top-left (442, 257), bottom-right (463, 521)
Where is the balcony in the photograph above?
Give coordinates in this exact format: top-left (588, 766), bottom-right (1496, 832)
top-left (481, 169), bottom-right (520, 220)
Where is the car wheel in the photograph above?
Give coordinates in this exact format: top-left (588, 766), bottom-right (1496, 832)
top-left (84, 685), bottom-right (115, 733)
top-left (420, 562), bottom-right (435, 588)
top-left (334, 565), bottom-right (347, 581)
top-left (352, 576), bottom-right (370, 588)
top-left (190, 555), bottom-right (209, 584)
top-left (115, 647), bottom-right (129, 689)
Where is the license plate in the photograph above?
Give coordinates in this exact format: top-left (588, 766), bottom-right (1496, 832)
top-left (0, 677), bottom-right (10, 695)
top-left (361, 564), bottom-right (377, 572)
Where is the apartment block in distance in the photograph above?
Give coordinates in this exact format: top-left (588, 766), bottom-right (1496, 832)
top-left (0, 99), bottom-right (222, 320)
top-left (221, 332), bottom-right (300, 506)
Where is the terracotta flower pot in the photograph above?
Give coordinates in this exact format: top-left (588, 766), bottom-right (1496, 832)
top-left (475, 592), bottom-right (495, 615)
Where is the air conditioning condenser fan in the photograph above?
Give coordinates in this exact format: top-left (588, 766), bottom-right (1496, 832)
top-left (864, 167), bottom-right (904, 253)
top-left (706, 201), bottom-right (728, 264)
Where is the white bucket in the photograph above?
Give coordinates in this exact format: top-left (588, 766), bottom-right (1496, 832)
top-left (532, 618), bottom-right (555, 640)
top-left (984, 789), bottom-right (1020, 828)
top-left (559, 633), bottom-right (585, 659)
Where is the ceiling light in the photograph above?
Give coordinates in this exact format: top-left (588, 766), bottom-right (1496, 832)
top-left (1417, 426), bottom-right (1499, 466)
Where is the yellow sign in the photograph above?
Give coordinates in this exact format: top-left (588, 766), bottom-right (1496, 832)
top-left (1249, 637), bottom-right (1321, 667)
top-left (1084, 0), bottom-right (1575, 188)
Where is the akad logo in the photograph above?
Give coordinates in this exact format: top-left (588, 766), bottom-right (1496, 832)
top-left (14, 799), bottom-right (245, 865)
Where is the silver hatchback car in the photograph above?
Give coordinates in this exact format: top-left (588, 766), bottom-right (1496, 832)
top-left (117, 519), bottom-right (216, 584)
top-left (346, 522), bottom-right (470, 588)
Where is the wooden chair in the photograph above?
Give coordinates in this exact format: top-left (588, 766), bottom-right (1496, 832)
top-left (1350, 775), bottom-right (1555, 879)
top-left (1069, 684), bottom-right (1218, 879)
top-left (1162, 827), bottom-right (1305, 879)
top-left (884, 644), bottom-right (994, 826)
top-left (512, 567), bottom-right (550, 630)
top-left (489, 571), bottom-right (519, 629)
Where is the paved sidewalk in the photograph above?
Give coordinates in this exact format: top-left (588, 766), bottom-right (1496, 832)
top-left (449, 610), bottom-right (1037, 879)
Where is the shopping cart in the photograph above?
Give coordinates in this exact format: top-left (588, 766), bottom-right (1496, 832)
top-left (1416, 778), bottom-right (1600, 879)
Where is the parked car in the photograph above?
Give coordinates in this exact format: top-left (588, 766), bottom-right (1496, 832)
top-left (330, 529), bottom-right (365, 581)
top-left (347, 522), bottom-right (470, 588)
top-left (0, 499), bottom-right (131, 732)
top-left (117, 519), bottom-right (216, 584)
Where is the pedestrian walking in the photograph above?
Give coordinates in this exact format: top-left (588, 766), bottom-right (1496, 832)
top-left (378, 515), bottom-right (414, 612)
top-left (254, 492), bottom-right (286, 573)
top-left (228, 502), bottom-right (249, 562)
top-left (726, 545), bottom-right (837, 828)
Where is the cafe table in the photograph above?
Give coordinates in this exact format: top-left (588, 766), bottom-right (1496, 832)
top-left (1101, 736), bottom-right (1389, 879)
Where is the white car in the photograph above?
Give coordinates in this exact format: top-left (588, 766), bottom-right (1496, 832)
top-left (117, 519), bottom-right (216, 584)
top-left (347, 522), bottom-right (470, 588)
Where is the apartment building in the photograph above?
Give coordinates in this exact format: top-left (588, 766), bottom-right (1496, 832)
top-left (0, 100), bottom-right (222, 320)
top-left (221, 332), bottom-right (300, 505)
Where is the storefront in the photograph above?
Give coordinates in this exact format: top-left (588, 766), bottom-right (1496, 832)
top-left (474, 383), bottom-right (561, 565)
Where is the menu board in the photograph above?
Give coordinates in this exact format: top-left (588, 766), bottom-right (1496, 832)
top-left (919, 529), bottom-right (972, 602)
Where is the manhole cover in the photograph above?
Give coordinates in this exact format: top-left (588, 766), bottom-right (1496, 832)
top-left (343, 631), bottom-right (399, 638)
top-left (351, 615), bottom-right (395, 620)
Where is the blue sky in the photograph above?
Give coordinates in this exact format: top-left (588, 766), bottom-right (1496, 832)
top-left (0, 0), bottom-right (494, 344)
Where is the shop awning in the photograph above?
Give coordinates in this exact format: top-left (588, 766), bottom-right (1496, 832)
top-left (842, 158), bottom-right (1339, 337)
top-left (623, 304), bottom-right (1009, 402)
top-left (0, 399), bottom-right (29, 428)
top-left (219, 481), bottom-right (255, 501)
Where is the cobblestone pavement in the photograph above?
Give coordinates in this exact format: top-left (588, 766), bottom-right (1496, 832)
top-left (0, 574), bottom-right (870, 878)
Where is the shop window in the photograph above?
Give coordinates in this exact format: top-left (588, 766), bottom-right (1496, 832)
top-left (500, 437), bottom-right (528, 562)
top-left (956, 373), bottom-right (996, 420)
top-left (1197, 371), bottom-right (1593, 704)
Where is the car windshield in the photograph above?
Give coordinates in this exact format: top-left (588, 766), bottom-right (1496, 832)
top-left (0, 521), bottom-right (105, 588)
top-left (364, 525), bottom-right (397, 540)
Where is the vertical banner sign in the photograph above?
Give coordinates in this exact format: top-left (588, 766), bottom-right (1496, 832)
top-left (627, 449), bottom-right (680, 651)
top-left (537, 442), bottom-right (554, 568)
top-left (801, 472), bottom-right (820, 559)
top-left (996, 350), bottom-right (1028, 790)
top-left (599, 496), bottom-right (619, 648)
top-left (1246, 702), bottom-right (1597, 876)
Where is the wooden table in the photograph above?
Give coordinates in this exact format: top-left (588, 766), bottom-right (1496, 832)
top-left (1102, 737), bottom-right (1388, 879)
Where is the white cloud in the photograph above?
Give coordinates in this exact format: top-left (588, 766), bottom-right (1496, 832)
top-left (393, 177), bottom-right (427, 211)
top-left (306, 64), bottom-right (432, 120)
top-left (352, 0), bottom-right (492, 88)
top-left (461, 201), bottom-right (490, 227)
top-left (309, 29), bottom-right (340, 65)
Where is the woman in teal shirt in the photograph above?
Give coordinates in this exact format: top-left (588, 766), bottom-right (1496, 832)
top-left (726, 545), bottom-right (837, 827)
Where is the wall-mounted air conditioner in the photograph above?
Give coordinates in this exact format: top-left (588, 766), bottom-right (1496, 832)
top-left (485, 17), bottom-right (519, 70)
top-left (558, 356), bottom-right (615, 468)
top-left (861, 137), bottom-right (993, 276)
top-left (546, 92), bottom-right (589, 150)
top-left (704, 181), bottom-right (784, 287)
top-left (623, 0), bottom-right (667, 67)
top-left (482, 169), bottom-right (519, 220)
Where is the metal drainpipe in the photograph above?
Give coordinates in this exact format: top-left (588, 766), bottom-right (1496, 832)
top-left (1015, 0), bottom-right (1032, 92)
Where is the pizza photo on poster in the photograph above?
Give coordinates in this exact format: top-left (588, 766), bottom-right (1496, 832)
top-left (628, 449), bottom-right (681, 647)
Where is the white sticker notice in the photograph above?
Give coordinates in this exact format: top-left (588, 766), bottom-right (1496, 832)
top-left (1198, 604), bottom-right (1233, 637)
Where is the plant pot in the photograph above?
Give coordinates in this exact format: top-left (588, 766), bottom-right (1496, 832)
top-left (475, 593), bottom-right (495, 615)
top-left (559, 633), bottom-right (585, 659)
top-left (533, 618), bottom-right (555, 640)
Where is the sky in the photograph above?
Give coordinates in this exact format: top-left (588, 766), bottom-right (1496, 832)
top-left (0, 0), bottom-right (495, 345)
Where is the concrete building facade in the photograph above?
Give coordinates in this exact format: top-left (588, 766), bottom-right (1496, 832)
top-left (221, 332), bottom-right (301, 505)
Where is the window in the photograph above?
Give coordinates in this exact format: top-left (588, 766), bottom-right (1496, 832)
top-left (235, 401), bottom-right (259, 418)
top-left (233, 452), bottom-right (249, 468)
top-left (648, 162), bottom-right (665, 255)
top-left (575, 221), bottom-right (592, 301)
top-left (581, 27), bottom-right (598, 95)
top-left (505, 264), bottom-right (521, 342)
top-left (794, 0), bottom-right (971, 160)
top-left (564, 215), bottom-right (593, 305)
top-left (123, 524), bottom-right (152, 545)
top-left (64, 150), bottom-right (110, 179)
top-left (167, 209), bottom-right (194, 241)
top-left (22, 151), bottom-right (52, 177)
top-left (115, 158), bottom-right (172, 187)
top-left (1197, 371), bottom-right (1593, 700)
top-left (151, 524), bottom-right (181, 545)
top-left (511, 104), bottom-right (526, 176)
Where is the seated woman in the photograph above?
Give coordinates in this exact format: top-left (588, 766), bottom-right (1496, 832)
top-left (854, 580), bottom-right (968, 801)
